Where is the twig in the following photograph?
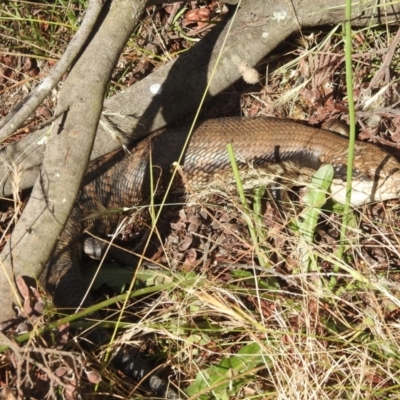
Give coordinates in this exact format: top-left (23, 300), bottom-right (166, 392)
top-left (28, 107), bottom-right (69, 133)
top-left (369, 26), bottom-right (400, 88)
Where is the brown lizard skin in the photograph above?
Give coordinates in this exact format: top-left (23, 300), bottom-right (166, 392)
top-left (39, 117), bottom-right (400, 398)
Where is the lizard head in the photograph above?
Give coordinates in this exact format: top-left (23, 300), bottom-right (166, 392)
top-left (330, 151), bottom-right (400, 206)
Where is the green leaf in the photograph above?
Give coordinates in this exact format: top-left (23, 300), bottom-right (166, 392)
top-left (185, 343), bottom-right (270, 399)
top-left (293, 165), bottom-right (334, 272)
top-left (299, 164), bottom-right (334, 243)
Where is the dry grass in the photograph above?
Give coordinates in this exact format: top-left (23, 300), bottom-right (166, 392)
top-left (1, 1), bottom-right (400, 399)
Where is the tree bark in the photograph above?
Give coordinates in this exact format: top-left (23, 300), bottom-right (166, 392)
top-left (0, 0), bottom-right (146, 320)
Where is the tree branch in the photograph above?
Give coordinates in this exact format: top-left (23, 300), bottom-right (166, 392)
top-left (0, 0), bottom-right (104, 141)
top-left (0, 0), bottom-right (146, 320)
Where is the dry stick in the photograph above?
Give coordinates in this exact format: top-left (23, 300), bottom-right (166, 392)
top-left (368, 26), bottom-right (400, 89)
top-left (0, 0), bottom-right (104, 141)
top-left (26, 107), bottom-right (70, 133)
